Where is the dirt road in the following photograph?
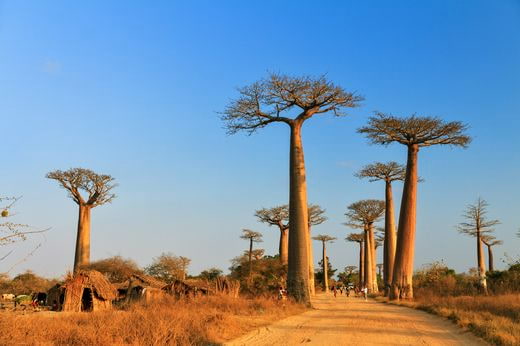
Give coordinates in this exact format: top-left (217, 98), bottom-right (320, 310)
top-left (226, 294), bottom-right (486, 345)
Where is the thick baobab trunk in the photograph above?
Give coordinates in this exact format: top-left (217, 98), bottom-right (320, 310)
top-left (279, 228), bottom-right (289, 265)
top-left (384, 181), bottom-right (397, 296)
top-left (477, 231), bottom-right (487, 293)
top-left (487, 244), bottom-right (494, 272)
top-left (308, 226), bottom-right (315, 295)
top-left (364, 228), bottom-right (374, 293)
top-left (390, 144), bottom-right (418, 300)
top-left (248, 238), bottom-right (253, 279)
top-left (74, 204), bottom-right (91, 272)
top-left (359, 241), bottom-right (365, 288)
top-left (368, 224), bottom-right (378, 293)
top-left (322, 241), bottom-right (329, 292)
top-left (287, 121), bottom-right (310, 303)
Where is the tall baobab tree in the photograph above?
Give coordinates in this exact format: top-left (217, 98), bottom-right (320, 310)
top-left (255, 205), bottom-right (289, 264)
top-left (346, 233), bottom-right (364, 288)
top-left (47, 168), bottom-right (116, 272)
top-left (356, 162), bottom-right (405, 295)
top-left (240, 229), bottom-right (263, 279)
top-left (308, 204), bottom-right (327, 295)
top-left (458, 198), bottom-right (500, 292)
top-left (377, 263), bottom-right (384, 279)
top-left (482, 235), bottom-right (502, 273)
top-left (222, 74), bottom-right (362, 302)
top-left (312, 234), bottom-right (336, 292)
top-left (359, 113), bottom-right (470, 299)
top-left (345, 200), bottom-right (385, 293)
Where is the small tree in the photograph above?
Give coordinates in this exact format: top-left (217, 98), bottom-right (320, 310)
top-left (359, 113), bottom-right (470, 299)
top-left (482, 235), bottom-right (502, 273)
top-left (222, 74), bottom-right (362, 303)
top-left (346, 233), bottom-right (365, 288)
top-left (240, 229), bottom-right (263, 279)
top-left (84, 256), bottom-right (142, 283)
top-left (345, 200), bottom-right (385, 293)
top-left (47, 168), bottom-right (116, 271)
top-left (315, 256), bottom-right (337, 289)
top-left (356, 162), bottom-right (405, 295)
top-left (458, 197), bottom-right (500, 293)
top-left (312, 235), bottom-right (336, 292)
top-left (255, 205), bottom-right (289, 264)
top-left (199, 267), bottom-right (223, 281)
top-left (145, 253), bottom-right (190, 284)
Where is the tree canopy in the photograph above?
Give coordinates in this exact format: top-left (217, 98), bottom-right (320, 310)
top-left (358, 112), bottom-right (471, 148)
top-left (46, 168), bottom-right (117, 206)
top-left (345, 200), bottom-right (386, 227)
top-left (457, 198), bottom-right (500, 237)
top-left (312, 234), bottom-right (337, 243)
top-left (221, 73), bottom-right (363, 134)
top-left (355, 161), bottom-right (406, 182)
top-left (240, 229), bottom-right (263, 243)
top-left (346, 233), bottom-right (364, 244)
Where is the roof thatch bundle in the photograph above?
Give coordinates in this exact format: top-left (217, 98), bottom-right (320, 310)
top-left (163, 279), bottom-right (209, 298)
top-left (215, 277), bottom-right (240, 298)
top-left (125, 274), bottom-right (166, 302)
top-left (61, 270), bottom-right (117, 312)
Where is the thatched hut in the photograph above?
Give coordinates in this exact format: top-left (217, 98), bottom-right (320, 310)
top-left (46, 284), bottom-right (65, 310)
top-left (125, 273), bottom-right (166, 302)
top-left (61, 270), bottom-right (117, 312)
top-left (162, 279), bottom-right (209, 299)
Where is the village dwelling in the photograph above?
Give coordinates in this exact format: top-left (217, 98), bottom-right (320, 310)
top-left (46, 284), bottom-right (64, 310)
top-left (61, 270), bottom-right (117, 312)
top-left (125, 273), bottom-right (166, 302)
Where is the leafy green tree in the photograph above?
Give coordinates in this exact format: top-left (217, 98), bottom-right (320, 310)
top-left (145, 252), bottom-right (191, 284)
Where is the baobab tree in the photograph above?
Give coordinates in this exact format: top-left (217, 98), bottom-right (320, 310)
top-left (346, 233), bottom-right (364, 287)
top-left (255, 205), bottom-right (289, 264)
top-left (359, 113), bottom-right (470, 299)
top-left (308, 204), bottom-right (327, 295)
top-left (458, 198), bottom-right (500, 292)
top-left (356, 161), bottom-right (405, 295)
top-left (222, 74), bottom-right (362, 302)
top-left (240, 229), bottom-right (263, 279)
top-left (345, 200), bottom-right (385, 293)
top-left (312, 234), bottom-right (336, 292)
top-left (482, 235), bottom-right (502, 273)
top-left (47, 168), bottom-right (116, 272)
top-left (377, 263), bottom-right (384, 279)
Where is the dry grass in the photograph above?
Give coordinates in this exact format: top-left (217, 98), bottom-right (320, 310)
top-left (0, 295), bottom-right (305, 345)
top-left (382, 294), bottom-right (520, 345)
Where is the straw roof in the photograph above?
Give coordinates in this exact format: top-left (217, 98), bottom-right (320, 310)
top-left (129, 273), bottom-right (165, 289)
top-left (65, 270), bottom-right (118, 301)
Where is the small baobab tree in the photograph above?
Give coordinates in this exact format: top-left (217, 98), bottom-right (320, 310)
top-left (255, 205), bottom-right (289, 264)
top-left (222, 74), bottom-right (362, 303)
top-left (240, 229), bottom-right (263, 279)
top-left (356, 161), bottom-right (405, 295)
top-left (312, 234), bottom-right (336, 292)
top-left (482, 235), bottom-right (502, 273)
top-left (458, 198), bottom-right (500, 292)
top-left (47, 168), bottom-right (116, 272)
top-left (345, 200), bottom-right (385, 293)
top-left (346, 233), bottom-right (365, 288)
top-left (359, 113), bottom-right (470, 299)
top-left (377, 263), bottom-right (384, 278)
top-left (308, 204), bottom-right (327, 295)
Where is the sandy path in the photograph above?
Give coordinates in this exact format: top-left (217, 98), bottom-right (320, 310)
top-left (225, 294), bottom-right (486, 346)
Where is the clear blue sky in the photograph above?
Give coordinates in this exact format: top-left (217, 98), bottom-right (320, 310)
top-left (1, 1), bottom-right (519, 278)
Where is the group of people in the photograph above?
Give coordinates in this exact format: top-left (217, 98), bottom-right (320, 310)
top-left (331, 285), bottom-right (368, 300)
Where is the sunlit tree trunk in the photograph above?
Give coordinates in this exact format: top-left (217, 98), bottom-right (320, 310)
top-left (248, 238), bottom-right (253, 279)
top-left (287, 121), bottom-right (310, 303)
top-left (384, 181), bottom-right (397, 296)
top-left (390, 144), bottom-right (418, 300)
top-left (486, 244), bottom-right (494, 272)
top-left (368, 223), bottom-right (378, 293)
top-left (364, 227), bottom-right (375, 293)
top-left (359, 241), bottom-right (365, 288)
top-left (74, 204), bottom-right (91, 272)
top-left (280, 228), bottom-right (289, 265)
top-left (477, 230), bottom-right (488, 293)
top-left (308, 227), bottom-right (315, 295)
top-left (321, 240), bottom-right (329, 292)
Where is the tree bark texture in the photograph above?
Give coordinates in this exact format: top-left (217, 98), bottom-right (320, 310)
top-left (359, 241), bottom-right (365, 288)
top-left (322, 241), bottom-right (329, 292)
top-left (364, 227), bottom-right (375, 293)
top-left (74, 204), bottom-right (91, 272)
top-left (477, 231), bottom-right (488, 293)
top-left (390, 144), bottom-right (418, 300)
top-left (308, 226), bottom-right (315, 295)
top-left (487, 244), bottom-right (494, 272)
top-left (384, 181), bottom-right (397, 296)
top-left (279, 228), bottom-right (289, 265)
top-left (287, 121), bottom-right (310, 304)
top-left (368, 223), bottom-right (378, 293)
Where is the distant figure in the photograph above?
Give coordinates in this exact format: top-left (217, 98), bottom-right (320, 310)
top-left (339, 286), bottom-right (344, 295)
top-left (278, 286), bottom-right (286, 301)
top-left (332, 286), bottom-right (337, 297)
top-left (346, 286), bottom-right (351, 297)
top-left (363, 286), bottom-right (368, 300)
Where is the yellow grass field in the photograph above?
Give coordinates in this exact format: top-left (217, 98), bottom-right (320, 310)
top-left (383, 294), bottom-right (520, 345)
top-left (0, 295), bottom-right (305, 345)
